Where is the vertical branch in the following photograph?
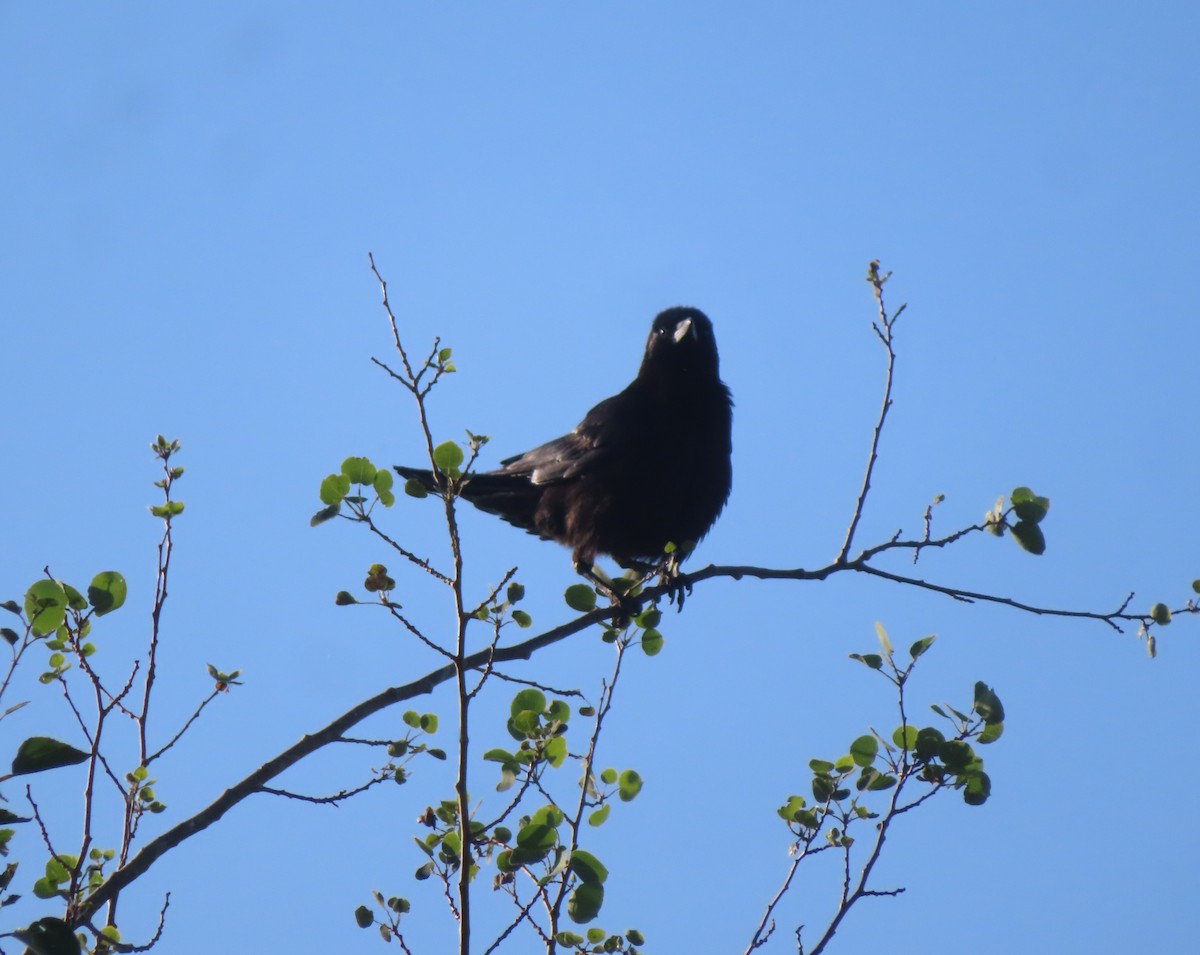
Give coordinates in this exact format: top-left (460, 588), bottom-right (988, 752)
top-left (110, 440), bottom-right (180, 927)
top-left (369, 253), bottom-right (441, 471)
top-left (448, 497), bottom-right (473, 955)
top-left (546, 641), bottom-right (627, 937)
top-left (139, 447), bottom-right (178, 760)
top-left (370, 254), bottom-right (476, 953)
top-left (838, 261), bottom-right (905, 564)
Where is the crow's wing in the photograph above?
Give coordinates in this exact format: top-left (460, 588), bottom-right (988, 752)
top-left (496, 390), bottom-right (631, 484)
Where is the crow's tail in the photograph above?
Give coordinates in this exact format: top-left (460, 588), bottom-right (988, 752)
top-left (393, 465), bottom-right (443, 493)
top-left (393, 464), bottom-right (543, 533)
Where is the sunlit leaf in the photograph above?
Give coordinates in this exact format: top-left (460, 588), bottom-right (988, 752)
top-left (24, 581), bottom-right (68, 637)
top-left (433, 441), bottom-right (464, 475)
top-left (87, 571), bottom-right (126, 616)
top-left (341, 456), bottom-right (377, 485)
top-left (849, 735), bottom-right (878, 767)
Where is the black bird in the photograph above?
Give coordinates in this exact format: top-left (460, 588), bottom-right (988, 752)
top-left (396, 306), bottom-right (732, 572)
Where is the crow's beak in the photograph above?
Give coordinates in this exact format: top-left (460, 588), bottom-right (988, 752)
top-left (672, 318), bottom-right (693, 344)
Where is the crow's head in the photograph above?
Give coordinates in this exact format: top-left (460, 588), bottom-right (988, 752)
top-left (640, 306), bottom-right (720, 380)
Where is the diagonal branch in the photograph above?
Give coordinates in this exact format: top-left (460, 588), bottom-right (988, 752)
top-left (75, 602), bottom-right (615, 922)
top-left (75, 540), bottom-right (1187, 923)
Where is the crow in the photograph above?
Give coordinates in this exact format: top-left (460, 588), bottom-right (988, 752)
top-left (395, 306), bottom-right (732, 574)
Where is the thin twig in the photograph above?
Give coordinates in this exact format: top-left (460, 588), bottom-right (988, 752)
top-left (146, 691), bottom-right (221, 766)
top-left (838, 262), bottom-right (902, 563)
top-left (259, 773), bottom-right (391, 804)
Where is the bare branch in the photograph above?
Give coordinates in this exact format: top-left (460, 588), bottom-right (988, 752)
top-left (145, 691), bottom-right (221, 766)
top-left (838, 262), bottom-right (903, 563)
top-left (259, 773), bottom-right (392, 805)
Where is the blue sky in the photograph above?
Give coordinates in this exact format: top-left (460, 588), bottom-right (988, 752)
top-left (3, 4), bottom-right (1199, 953)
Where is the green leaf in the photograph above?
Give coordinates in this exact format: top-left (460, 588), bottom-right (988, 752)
top-left (511, 689), bottom-right (547, 718)
top-left (1, 600), bottom-right (21, 615)
top-left (564, 584), bottom-right (597, 612)
top-left (963, 771), bottom-right (992, 806)
top-left (586, 928), bottom-right (606, 943)
top-left (511, 610), bottom-right (532, 628)
top-left (567, 882), bottom-right (604, 924)
top-left (547, 699), bottom-right (570, 723)
top-left (319, 474), bottom-right (351, 506)
top-left (909, 635), bottom-right (936, 660)
top-left (1192, 580), bottom-right (1200, 595)
top-left (1010, 521), bottom-right (1046, 555)
top-left (403, 478), bottom-right (429, 499)
top-left (24, 580), bottom-right (68, 637)
top-left (531, 805), bottom-right (565, 828)
top-left (635, 607), bottom-right (662, 629)
top-left (808, 759), bottom-right (835, 773)
top-left (544, 735), bottom-right (567, 768)
top-left (618, 769), bottom-right (643, 802)
top-left (373, 468), bottom-right (394, 494)
top-left (777, 794), bottom-right (806, 821)
top-left (61, 584), bottom-right (87, 611)
top-left (310, 503), bottom-right (341, 526)
top-left (44, 856), bottom-right (72, 883)
top-left (0, 627), bottom-right (18, 646)
top-left (972, 682), bottom-right (1005, 724)
top-left (1010, 486), bottom-right (1050, 524)
top-left (149, 500), bottom-right (185, 518)
top-left (939, 740), bottom-right (974, 770)
top-left (556, 932), bottom-right (585, 948)
top-left (588, 804), bottom-right (611, 827)
top-left (510, 824), bottom-right (557, 864)
top-left (1150, 602), bottom-right (1172, 625)
top-left (354, 905), bottom-right (374, 928)
top-left (569, 849), bottom-right (608, 885)
top-left (849, 735), bottom-right (878, 767)
top-left (978, 721), bottom-right (1004, 744)
top-left (341, 456), bottom-right (378, 485)
top-left (849, 653), bottom-right (884, 669)
top-left (433, 441), bottom-right (464, 475)
top-left (641, 628), bottom-right (664, 656)
top-left (914, 727), bottom-right (945, 762)
top-left (87, 571), bottom-right (126, 617)
top-left (11, 737), bottom-right (89, 775)
top-left (865, 769), bottom-right (897, 791)
top-left (419, 713), bottom-right (439, 733)
top-left (892, 725), bottom-right (919, 749)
